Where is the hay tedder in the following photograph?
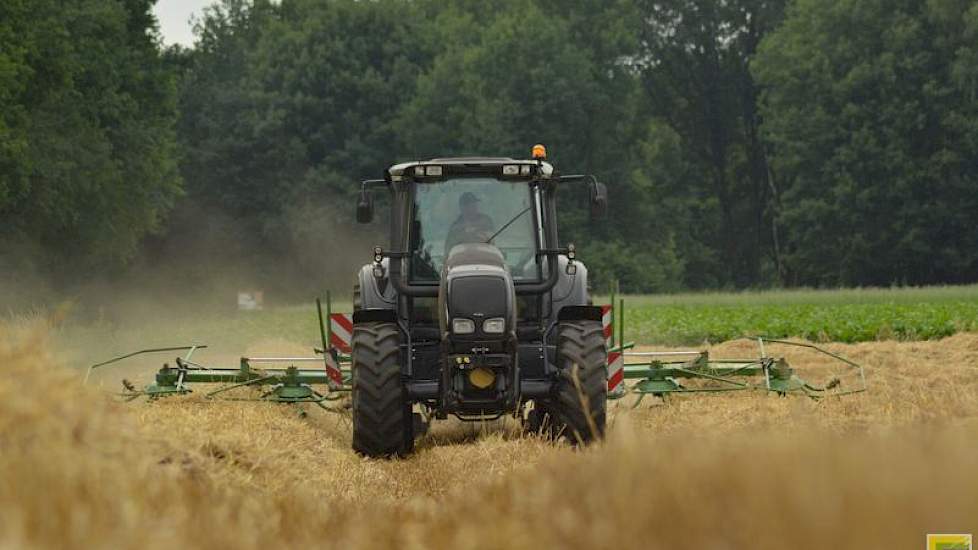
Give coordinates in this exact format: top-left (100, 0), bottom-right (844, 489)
top-left (84, 294), bottom-right (865, 412)
top-left (84, 147), bottom-right (866, 457)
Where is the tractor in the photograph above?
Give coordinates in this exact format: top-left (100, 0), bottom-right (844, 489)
top-left (351, 145), bottom-right (609, 457)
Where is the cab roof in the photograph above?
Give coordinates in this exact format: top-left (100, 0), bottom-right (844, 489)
top-left (387, 157), bottom-right (553, 178)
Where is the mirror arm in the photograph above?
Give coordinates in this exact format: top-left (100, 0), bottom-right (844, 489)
top-left (557, 174), bottom-right (607, 219)
top-left (557, 174), bottom-right (597, 186)
top-left (360, 178), bottom-right (388, 189)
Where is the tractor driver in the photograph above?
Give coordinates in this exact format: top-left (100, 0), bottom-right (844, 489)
top-left (444, 191), bottom-right (494, 255)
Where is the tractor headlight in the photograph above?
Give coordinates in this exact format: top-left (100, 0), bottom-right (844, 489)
top-left (482, 317), bottom-right (505, 334)
top-left (452, 318), bottom-right (475, 334)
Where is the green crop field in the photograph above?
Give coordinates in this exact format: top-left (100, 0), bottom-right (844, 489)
top-left (607, 285), bottom-right (978, 345)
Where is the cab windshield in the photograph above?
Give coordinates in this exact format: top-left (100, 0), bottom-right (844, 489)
top-left (410, 177), bottom-right (540, 282)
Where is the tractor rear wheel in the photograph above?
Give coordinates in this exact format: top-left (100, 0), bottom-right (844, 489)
top-left (545, 320), bottom-right (607, 444)
top-left (351, 322), bottom-right (414, 457)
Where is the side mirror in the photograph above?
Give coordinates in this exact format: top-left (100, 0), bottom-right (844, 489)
top-left (589, 181), bottom-right (608, 221)
top-left (356, 188), bottom-right (374, 224)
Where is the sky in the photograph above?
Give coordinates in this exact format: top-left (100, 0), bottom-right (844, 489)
top-left (153, 0), bottom-right (213, 47)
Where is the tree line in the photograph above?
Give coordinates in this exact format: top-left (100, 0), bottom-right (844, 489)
top-left (2, 0), bottom-right (977, 296)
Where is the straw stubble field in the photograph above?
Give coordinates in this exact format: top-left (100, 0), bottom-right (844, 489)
top-left (2, 310), bottom-right (978, 549)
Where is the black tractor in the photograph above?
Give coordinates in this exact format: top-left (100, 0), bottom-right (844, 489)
top-left (351, 145), bottom-right (609, 457)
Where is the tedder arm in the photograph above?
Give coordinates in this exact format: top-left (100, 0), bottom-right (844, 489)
top-left (82, 294), bottom-right (353, 411)
top-left (603, 291), bottom-right (866, 407)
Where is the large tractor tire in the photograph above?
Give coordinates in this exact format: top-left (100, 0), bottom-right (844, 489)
top-left (351, 322), bottom-right (414, 457)
top-left (543, 320), bottom-right (607, 444)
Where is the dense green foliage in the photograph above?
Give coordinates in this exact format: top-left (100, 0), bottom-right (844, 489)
top-left (754, 0), bottom-right (978, 287)
top-left (3, 0), bottom-right (978, 296)
top-left (0, 0), bottom-right (180, 277)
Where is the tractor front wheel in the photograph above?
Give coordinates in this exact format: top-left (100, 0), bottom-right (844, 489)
top-left (351, 322), bottom-right (414, 457)
top-left (543, 320), bottom-right (607, 444)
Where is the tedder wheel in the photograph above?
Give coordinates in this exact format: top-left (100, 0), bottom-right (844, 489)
top-left (351, 322), bottom-right (414, 457)
top-left (539, 320), bottom-right (607, 444)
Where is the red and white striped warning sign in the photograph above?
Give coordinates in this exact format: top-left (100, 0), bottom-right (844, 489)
top-left (601, 304), bottom-right (614, 344)
top-left (601, 304), bottom-right (624, 394)
top-left (322, 349), bottom-right (345, 388)
top-left (329, 313), bottom-right (353, 353)
top-left (607, 351), bottom-right (625, 395)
